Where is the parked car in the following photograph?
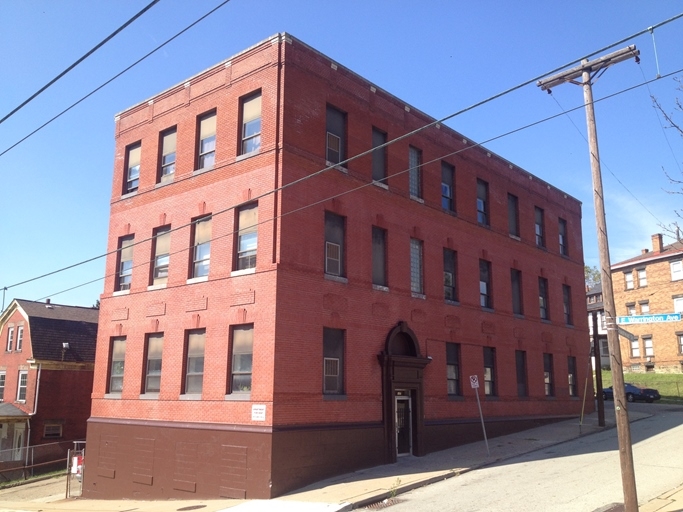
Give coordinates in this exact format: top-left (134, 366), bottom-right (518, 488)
top-left (602, 383), bottom-right (661, 403)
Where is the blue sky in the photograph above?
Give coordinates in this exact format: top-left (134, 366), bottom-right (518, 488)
top-left (1, 1), bottom-right (682, 308)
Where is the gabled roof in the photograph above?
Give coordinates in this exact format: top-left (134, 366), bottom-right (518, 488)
top-left (3, 299), bottom-right (98, 364)
top-left (0, 402), bottom-right (28, 419)
top-left (612, 240), bottom-right (683, 270)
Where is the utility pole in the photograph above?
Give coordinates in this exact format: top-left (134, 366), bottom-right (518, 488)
top-left (537, 45), bottom-right (640, 512)
top-left (591, 310), bottom-right (605, 427)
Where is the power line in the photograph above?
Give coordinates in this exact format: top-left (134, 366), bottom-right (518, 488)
top-left (35, 66), bottom-right (683, 302)
top-left (0, 0), bottom-right (232, 159)
top-left (0, 0), bottom-right (161, 126)
top-left (6, 13), bottom-right (683, 294)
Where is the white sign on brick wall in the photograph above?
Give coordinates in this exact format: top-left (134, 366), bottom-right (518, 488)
top-left (251, 404), bottom-right (266, 422)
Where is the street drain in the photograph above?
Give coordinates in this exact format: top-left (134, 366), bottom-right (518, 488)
top-left (364, 497), bottom-right (404, 509)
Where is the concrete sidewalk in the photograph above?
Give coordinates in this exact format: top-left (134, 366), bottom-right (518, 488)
top-left (0, 408), bottom-right (676, 512)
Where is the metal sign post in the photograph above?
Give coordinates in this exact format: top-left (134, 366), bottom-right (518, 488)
top-left (470, 375), bottom-right (490, 456)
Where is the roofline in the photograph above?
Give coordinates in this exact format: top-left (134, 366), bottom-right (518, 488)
top-left (115, 32), bottom-right (581, 206)
top-left (611, 249), bottom-right (683, 270)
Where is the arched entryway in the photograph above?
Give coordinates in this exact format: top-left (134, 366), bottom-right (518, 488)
top-left (377, 321), bottom-right (431, 463)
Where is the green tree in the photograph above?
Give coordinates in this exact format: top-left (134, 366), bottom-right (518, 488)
top-left (584, 265), bottom-right (601, 288)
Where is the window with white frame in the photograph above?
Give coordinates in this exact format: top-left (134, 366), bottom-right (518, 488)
top-left (184, 329), bottom-right (205, 394)
top-left (637, 268), bottom-right (647, 287)
top-left (197, 111), bottom-right (216, 170)
top-left (236, 204), bottom-right (257, 271)
top-left (674, 296), bottom-right (683, 313)
top-left (151, 226), bottom-right (171, 285)
top-left (625, 272), bottom-right (634, 290)
top-left (326, 105), bottom-right (346, 165)
top-left (159, 127), bottom-right (176, 183)
top-left (108, 337), bottom-right (126, 393)
top-left (240, 92), bottom-right (261, 155)
top-left (409, 146), bottom-right (423, 199)
top-left (191, 216), bottom-right (211, 278)
top-left (323, 327), bottom-right (344, 395)
top-left (43, 424), bottom-right (63, 439)
top-left (630, 339), bottom-right (640, 357)
top-left (324, 212), bottom-right (345, 277)
top-left (117, 235), bottom-right (134, 291)
top-left (144, 333), bottom-right (163, 394)
top-left (643, 336), bottom-right (654, 357)
top-left (410, 238), bottom-right (424, 294)
top-left (6, 327), bottom-right (13, 352)
top-left (17, 371), bottom-right (28, 401)
top-left (627, 303), bottom-right (636, 316)
top-left (639, 301), bottom-right (650, 315)
top-left (124, 142), bottom-right (141, 194)
top-left (671, 260), bottom-right (683, 281)
top-left (16, 326), bottom-right (23, 351)
top-left (230, 324), bottom-right (253, 393)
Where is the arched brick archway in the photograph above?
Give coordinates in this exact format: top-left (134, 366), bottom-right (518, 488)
top-left (377, 321), bottom-right (431, 462)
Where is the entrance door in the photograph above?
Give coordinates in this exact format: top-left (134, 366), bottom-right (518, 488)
top-left (395, 394), bottom-right (412, 456)
top-left (13, 423), bottom-right (25, 461)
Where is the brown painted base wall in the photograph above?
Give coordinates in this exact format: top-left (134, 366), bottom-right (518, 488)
top-left (83, 418), bottom-right (386, 500)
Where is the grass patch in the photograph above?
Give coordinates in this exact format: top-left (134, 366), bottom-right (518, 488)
top-left (597, 371), bottom-right (683, 402)
top-left (0, 469), bottom-right (65, 490)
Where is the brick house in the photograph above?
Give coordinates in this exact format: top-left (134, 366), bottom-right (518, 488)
top-left (612, 233), bottom-right (683, 373)
top-left (85, 33), bottom-right (591, 500)
top-left (0, 299), bottom-right (97, 465)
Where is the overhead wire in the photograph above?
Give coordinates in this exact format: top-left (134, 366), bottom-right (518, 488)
top-left (0, 0), bottom-right (161, 126)
top-left (5, 13), bottom-right (683, 296)
top-left (35, 66), bottom-right (683, 302)
top-left (0, 0), bottom-right (233, 159)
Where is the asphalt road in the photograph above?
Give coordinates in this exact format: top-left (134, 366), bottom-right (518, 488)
top-left (385, 402), bottom-right (683, 512)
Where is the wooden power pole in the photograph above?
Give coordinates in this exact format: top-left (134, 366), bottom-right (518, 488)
top-left (537, 45), bottom-right (640, 512)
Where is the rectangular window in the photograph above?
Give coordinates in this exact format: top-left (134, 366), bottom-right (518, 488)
top-left (480, 259), bottom-right (492, 308)
top-left (539, 277), bottom-right (549, 320)
top-left (627, 303), bottom-right (636, 316)
top-left (43, 424), bottom-right (63, 439)
top-left (637, 268), bottom-right (647, 287)
top-left (0, 372), bottom-right (5, 401)
top-left (508, 194), bottom-right (519, 237)
top-left (515, 350), bottom-right (527, 397)
top-left (625, 272), bottom-right (634, 290)
top-left (124, 142), bottom-right (141, 194)
top-left (640, 301), bottom-right (650, 314)
top-left (410, 238), bottom-right (424, 294)
top-left (371, 128), bottom-right (387, 182)
top-left (443, 249), bottom-right (457, 301)
top-left (559, 218), bottom-right (568, 256)
top-left (441, 162), bottom-right (455, 211)
top-left (197, 111), bottom-right (216, 170)
top-left (6, 327), bottom-right (13, 352)
top-left (159, 127), bottom-right (176, 183)
top-left (231, 324), bottom-right (253, 393)
top-left (675, 297), bottom-right (683, 313)
top-left (477, 179), bottom-right (489, 226)
top-left (324, 212), bottom-right (345, 277)
top-left (409, 146), bottom-right (422, 199)
top-left (117, 235), bottom-right (134, 291)
top-left (535, 207), bottom-right (545, 248)
top-left (568, 356), bottom-right (578, 397)
top-left (326, 105), bottom-right (346, 164)
top-left (240, 92), bottom-right (261, 155)
top-left (671, 261), bottom-right (683, 281)
top-left (678, 334), bottom-right (683, 355)
top-left (511, 269), bottom-right (523, 315)
top-left (372, 226), bottom-right (387, 287)
top-left (323, 327), bottom-right (344, 395)
top-left (184, 330), bottom-right (205, 394)
top-left (151, 226), bottom-right (171, 285)
top-left (543, 353), bottom-right (554, 396)
top-left (191, 216), bottom-right (211, 278)
top-left (630, 339), bottom-right (640, 357)
top-left (483, 347), bottom-right (496, 396)
top-left (236, 204), bottom-right (258, 270)
top-left (144, 333), bottom-right (163, 394)
top-left (446, 343), bottom-right (460, 395)
top-left (643, 336), bottom-right (654, 357)
top-left (17, 370), bottom-right (28, 402)
top-left (563, 284), bottom-right (573, 325)
top-left (108, 336), bottom-right (126, 393)
top-left (16, 326), bottom-right (23, 351)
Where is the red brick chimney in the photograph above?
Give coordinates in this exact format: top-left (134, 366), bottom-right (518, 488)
top-left (652, 233), bottom-right (663, 253)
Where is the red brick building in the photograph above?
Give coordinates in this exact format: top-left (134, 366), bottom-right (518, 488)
top-left (0, 299), bottom-right (97, 466)
top-left (85, 33), bottom-right (591, 500)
